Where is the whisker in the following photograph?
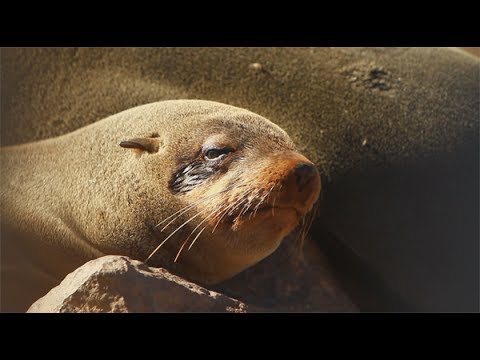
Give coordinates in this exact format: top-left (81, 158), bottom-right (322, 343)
top-left (233, 198), bottom-right (253, 224)
top-left (215, 186), bottom-right (256, 224)
top-left (146, 208), bottom-right (208, 263)
top-left (188, 207), bottom-right (223, 241)
top-left (211, 203), bottom-right (232, 233)
top-left (212, 191), bottom-right (253, 233)
top-left (155, 184), bottom-right (241, 229)
top-left (227, 190), bottom-right (253, 216)
top-left (237, 189), bottom-right (261, 219)
top-left (305, 203), bottom-right (318, 235)
top-left (174, 237), bottom-right (190, 263)
top-left (248, 190), bottom-right (264, 219)
top-left (292, 217), bottom-right (306, 255)
top-left (271, 184), bottom-right (282, 217)
top-left (186, 227), bottom-right (206, 252)
top-left (175, 204), bottom-right (229, 260)
top-left (174, 184), bottom-right (257, 260)
top-left (259, 185), bottom-right (275, 207)
top-left (172, 190), bottom-right (249, 261)
top-left (290, 202), bottom-right (318, 259)
top-left (159, 189), bottom-right (231, 232)
top-left (272, 194), bottom-right (277, 216)
top-left (252, 185), bottom-right (275, 218)
top-left (156, 198), bottom-right (206, 229)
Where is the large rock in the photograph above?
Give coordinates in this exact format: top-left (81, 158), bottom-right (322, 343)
top-left (27, 256), bottom-right (249, 313)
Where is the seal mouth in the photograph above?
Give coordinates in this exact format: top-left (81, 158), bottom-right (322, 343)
top-left (225, 203), bottom-right (302, 224)
top-left (224, 204), bottom-right (271, 223)
top-left (243, 203), bottom-right (272, 217)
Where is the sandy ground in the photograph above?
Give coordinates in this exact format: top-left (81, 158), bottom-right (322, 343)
top-left (461, 47), bottom-right (480, 57)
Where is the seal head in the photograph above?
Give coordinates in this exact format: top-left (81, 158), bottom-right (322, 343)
top-left (116, 100), bottom-right (321, 284)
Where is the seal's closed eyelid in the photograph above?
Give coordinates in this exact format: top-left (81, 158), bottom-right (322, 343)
top-left (203, 147), bottom-right (234, 160)
top-left (119, 137), bottom-right (160, 153)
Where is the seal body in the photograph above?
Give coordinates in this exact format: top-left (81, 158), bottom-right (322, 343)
top-left (1, 100), bottom-right (322, 311)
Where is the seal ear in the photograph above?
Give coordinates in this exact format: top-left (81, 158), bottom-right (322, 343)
top-left (119, 137), bottom-right (160, 154)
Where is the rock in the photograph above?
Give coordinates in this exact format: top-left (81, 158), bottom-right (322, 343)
top-left (27, 256), bottom-right (249, 313)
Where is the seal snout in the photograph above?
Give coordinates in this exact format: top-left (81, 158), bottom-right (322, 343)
top-left (288, 160), bottom-right (321, 214)
top-left (265, 154), bottom-right (321, 218)
top-left (295, 163), bottom-right (319, 193)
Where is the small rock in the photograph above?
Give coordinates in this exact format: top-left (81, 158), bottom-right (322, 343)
top-left (249, 62), bottom-right (263, 71)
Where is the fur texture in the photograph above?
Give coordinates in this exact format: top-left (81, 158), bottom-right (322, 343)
top-left (1, 100), bottom-right (321, 311)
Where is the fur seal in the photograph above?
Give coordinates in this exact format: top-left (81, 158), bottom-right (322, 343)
top-left (1, 48), bottom-right (478, 311)
top-left (0, 100), bottom-right (322, 312)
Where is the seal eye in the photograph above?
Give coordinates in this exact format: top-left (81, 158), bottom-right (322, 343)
top-left (204, 148), bottom-right (231, 161)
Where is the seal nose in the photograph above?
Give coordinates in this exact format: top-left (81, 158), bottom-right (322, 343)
top-left (295, 163), bottom-right (319, 192)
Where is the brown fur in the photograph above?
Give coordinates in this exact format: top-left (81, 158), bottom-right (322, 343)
top-left (0, 100), bottom-right (321, 311)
